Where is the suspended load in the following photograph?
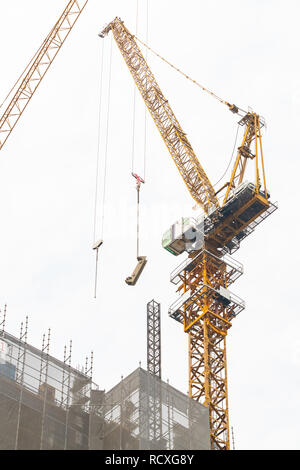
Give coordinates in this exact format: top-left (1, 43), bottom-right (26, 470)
top-left (92, 239), bottom-right (103, 251)
top-left (125, 256), bottom-right (147, 286)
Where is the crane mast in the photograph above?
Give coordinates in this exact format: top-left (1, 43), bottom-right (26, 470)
top-left (0, 0), bottom-right (88, 151)
top-left (101, 18), bottom-right (277, 450)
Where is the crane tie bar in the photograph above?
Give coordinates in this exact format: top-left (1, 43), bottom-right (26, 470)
top-left (134, 35), bottom-right (239, 114)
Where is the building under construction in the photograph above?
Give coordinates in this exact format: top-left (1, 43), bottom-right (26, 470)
top-left (102, 367), bottom-right (209, 450)
top-left (0, 311), bottom-right (96, 450)
top-left (0, 304), bottom-right (210, 450)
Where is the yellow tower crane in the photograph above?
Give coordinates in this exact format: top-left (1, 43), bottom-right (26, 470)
top-left (100, 18), bottom-right (277, 450)
top-left (0, 0), bottom-right (88, 151)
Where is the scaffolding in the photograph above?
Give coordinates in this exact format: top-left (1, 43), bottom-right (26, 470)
top-left (0, 306), bottom-right (210, 450)
top-left (0, 307), bottom-right (97, 450)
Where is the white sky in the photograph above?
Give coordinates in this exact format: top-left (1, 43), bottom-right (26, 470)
top-left (0, 0), bottom-right (299, 450)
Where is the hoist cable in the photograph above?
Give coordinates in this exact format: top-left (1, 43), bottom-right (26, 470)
top-left (213, 124), bottom-right (240, 187)
top-left (137, 185), bottom-right (140, 258)
top-left (143, 0), bottom-right (149, 182)
top-left (93, 36), bottom-right (113, 298)
top-left (94, 248), bottom-right (99, 299)
top-left (131, 87), bottom-right (137, 174)
top-left (100, 35), bottom-right (113, 240)
top-left (131, 0), bottom-right (139, 174)
top-left (93, 39), bottom-right (105, 244)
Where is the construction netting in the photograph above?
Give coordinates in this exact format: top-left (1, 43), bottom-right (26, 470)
top-left (0, 331), bottom-right (94, 450)
top-left (0, 331), bottom-right (209, 450)
top-left (102, 368), bottom-right (210, 450)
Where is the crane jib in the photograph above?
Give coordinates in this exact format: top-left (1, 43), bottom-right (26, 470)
top-left (103, 18), bottom-right (219, 214)
top-left (0, 0), bottom-right (88, 152)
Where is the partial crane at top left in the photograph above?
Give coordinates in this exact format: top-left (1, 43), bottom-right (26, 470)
top-left (0, 0), bottom-right (89, 151)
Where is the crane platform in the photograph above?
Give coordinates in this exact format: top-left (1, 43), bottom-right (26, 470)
top-left (169, 281), bottom-right (245, 327)
top-left (205, 182), bottom-right (278, 254)
top-left (162, 182), bottom-right (278, 256)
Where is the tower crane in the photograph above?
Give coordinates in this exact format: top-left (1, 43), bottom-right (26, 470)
top-left (0, 0), bottom-right (88, 152)
top-left (100, 18), bottom-right (277, 450)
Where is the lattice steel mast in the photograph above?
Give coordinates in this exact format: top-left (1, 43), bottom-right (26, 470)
top-left (147, 299), bottom-right (162, 446)
top-left (147, 300), bottom-right (161, 378)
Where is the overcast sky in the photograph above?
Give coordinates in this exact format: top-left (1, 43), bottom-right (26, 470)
top-left (0, 0), bottom-right (299, 450)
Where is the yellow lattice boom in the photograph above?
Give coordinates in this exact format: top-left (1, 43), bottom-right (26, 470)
top-left (102, 18), bottom-right (218, 214)
top-left (0, 0), bottom-right (88, 151)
